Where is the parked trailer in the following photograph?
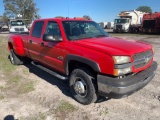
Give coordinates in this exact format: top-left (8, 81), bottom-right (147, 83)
top-left (142, 12), bottom-right (160, 33)
top-left (113, 10), bottom-right (146, 33)
top-left (99, 22), bottom-right (108, 29)
top-left (107, 22), bottom-right (114, 29)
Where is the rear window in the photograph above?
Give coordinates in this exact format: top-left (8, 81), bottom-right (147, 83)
top-left (32, 21), bottom-right (44, 38)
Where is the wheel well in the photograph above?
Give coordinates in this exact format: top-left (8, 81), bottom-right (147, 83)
top-left (68, 60), bottom-right (97, 76)
top-left (8, 42), bottom-right (13, 51)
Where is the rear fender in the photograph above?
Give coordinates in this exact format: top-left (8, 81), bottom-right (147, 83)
top-left (8, 35), bottom-right (25, 56)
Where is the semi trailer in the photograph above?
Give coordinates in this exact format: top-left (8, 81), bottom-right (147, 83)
top-left (142, 12), bottom-right (160, 33)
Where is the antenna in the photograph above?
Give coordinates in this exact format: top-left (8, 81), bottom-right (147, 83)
top-left (68, 0), bottom-right (69, 17)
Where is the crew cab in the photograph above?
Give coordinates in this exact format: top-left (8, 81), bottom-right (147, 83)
top-left (8, 17), bottom-right (157, 105)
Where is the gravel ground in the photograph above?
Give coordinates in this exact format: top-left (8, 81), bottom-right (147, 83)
top-left (0, 33), bottom-right (160, 120)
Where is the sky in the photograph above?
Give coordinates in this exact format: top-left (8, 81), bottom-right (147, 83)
top-left (0, 0), bottom-right (160, 22)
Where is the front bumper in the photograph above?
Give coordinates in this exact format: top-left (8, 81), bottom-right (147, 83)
top-left (97, 61), bottom-right (158, 98)
top-left (113, 29), bottom-right (128, 33)
top-left (9, 32), bottom-right (29, 34)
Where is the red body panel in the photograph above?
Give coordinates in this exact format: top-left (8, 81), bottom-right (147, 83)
top-left (8, 18), bottom-right (153, 75)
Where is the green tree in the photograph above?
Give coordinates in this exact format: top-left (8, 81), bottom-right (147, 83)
top-left (136, 6), bottom-right (152, 13)
top-left (1, 14), bottom-right (9, 27)
top-left (83, 15), bottom-right (92, 20)
top-left (3, 0), bottom-right (40, 25)
top-left (55, 16), bottom-right (64, 18)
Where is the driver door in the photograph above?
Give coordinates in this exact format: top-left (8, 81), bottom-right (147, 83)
top-left (40, 21), bottom-right (67, 73)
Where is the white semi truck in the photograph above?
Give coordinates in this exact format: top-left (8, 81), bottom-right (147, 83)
top-left (113, 10), bottom-right (146, 33)
top-left (9, 19), bottom-right (29, 33)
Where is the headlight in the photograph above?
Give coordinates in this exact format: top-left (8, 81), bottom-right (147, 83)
top-left (114, 67), bottom-right (132, 76)
top-left (10, 28), bottom-right (14, 32)
top-left (113, 56), bottom-right (132, 76)
top-left (113, 56), bottom-right (130, 64)
top-left (24, 28), bottom-right (28, 32)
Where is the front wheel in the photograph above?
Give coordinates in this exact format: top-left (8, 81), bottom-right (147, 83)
top-left (69, 68), bottom-right (98, 105)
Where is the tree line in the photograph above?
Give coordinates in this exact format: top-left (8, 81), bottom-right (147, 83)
top-left (2, 0), bottom-right (40, 25)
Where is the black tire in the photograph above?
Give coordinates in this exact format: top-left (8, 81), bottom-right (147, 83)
top-left (69, 68), bottom-right (98, 105)
top-left (9, 49), bottom-right (24, 65)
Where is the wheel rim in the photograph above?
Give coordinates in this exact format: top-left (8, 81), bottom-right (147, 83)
top-left (74, 77), bottom-right (87, 97)
top-left (10, 51), bottom-right (14, 64)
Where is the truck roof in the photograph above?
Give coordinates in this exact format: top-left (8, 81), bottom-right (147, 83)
top-left (9, 19), bottom-right (28, 21)
top-left (34, 17), bottom-right (91, 22)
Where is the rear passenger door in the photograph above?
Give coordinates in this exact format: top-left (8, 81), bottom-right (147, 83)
top-left (28, 21), bottom-right (45, 61)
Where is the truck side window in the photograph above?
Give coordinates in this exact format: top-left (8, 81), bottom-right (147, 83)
top-left (45, 22), bottom-right (61, 37)
top-left (32, 21), bottom-right (44, 38)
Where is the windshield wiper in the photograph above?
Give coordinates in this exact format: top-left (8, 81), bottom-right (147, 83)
top-left (95, 35), bottom-right (107, 38)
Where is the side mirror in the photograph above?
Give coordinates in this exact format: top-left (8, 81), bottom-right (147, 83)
top-left (43, 34), bottom-right (62, 42)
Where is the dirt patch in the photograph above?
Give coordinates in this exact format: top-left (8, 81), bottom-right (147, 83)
top-left (0, 34), bottom-right (160, 120)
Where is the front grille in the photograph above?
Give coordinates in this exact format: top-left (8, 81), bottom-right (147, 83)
top-left (20, 28), bottom-right (24, 31)
top-left (14, 28), bottom-right (24, 32)
top-left (116, 25), bottom-right (122, 30)
top-left (133, 50), bottom-right (153, 69)
top-left (15, 28), bottom-right (19, 31)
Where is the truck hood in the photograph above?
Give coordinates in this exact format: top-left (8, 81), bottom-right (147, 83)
top-left (72, 37), bottom-right (152, 56)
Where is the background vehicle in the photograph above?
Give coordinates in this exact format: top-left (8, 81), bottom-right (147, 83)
top-left (9, 19), bottom-right (29, 33)
top-left (113, 10), bottom-right (146, 33)
top-left (99, 22), bottom-right (108, 29)
top-left (142, 12), bottom-right (160, 33)
top-left (0, 25), bottom-right (9, 32)
top-left (8, 17), bottom-right (157, 105)
top-left (107, 22), bottom-right (114, 29)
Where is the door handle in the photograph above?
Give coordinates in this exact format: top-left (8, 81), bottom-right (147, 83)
top-left (40, 42), bottom-right (44, 47)
top-left (29, 40), bottom-right (32, 44)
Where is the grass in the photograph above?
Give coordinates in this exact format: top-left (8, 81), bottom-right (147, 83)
top-left (0, 86), bottom-right (4, 90)
top-left (56, 100), bottom-right (77, 113)
top-left (0, 36), bottom-right (35, 97)
top-left (0, 95), bottom-right (5, 100)
top-left (99, 107), bottom-right (109, 116)
top-left (22, 69), bottom-right (30, 75)
top-left (20, 112), bottom-right (47, 120)
top-left (18, 81), bottom-right (35, 94)
top-left (0, 36), bottom-right (17, 74)
top-left (12, 75), bottom-right (21, 83)
top-left (55, 100), bottom-right (77, 119)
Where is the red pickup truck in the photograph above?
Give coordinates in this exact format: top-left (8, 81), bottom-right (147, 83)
top-left (8, 17), bottom-right (157, 105)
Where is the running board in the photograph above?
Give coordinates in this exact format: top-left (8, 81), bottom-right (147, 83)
top-left (31, 61), bottom-right (68, 80)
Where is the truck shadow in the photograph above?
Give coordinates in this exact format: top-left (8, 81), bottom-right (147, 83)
top-left (24, 63), bottom-right (72, 97)
top-left (24, 63), bottom-right (111, 104)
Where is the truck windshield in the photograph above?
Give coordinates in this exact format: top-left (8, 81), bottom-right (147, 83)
top-left (10, 21), bottom-right (25, 26)
top-left (114, 19), bottom-right (129, 24)
top-left (62, 21), bottom-right (108, 40)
